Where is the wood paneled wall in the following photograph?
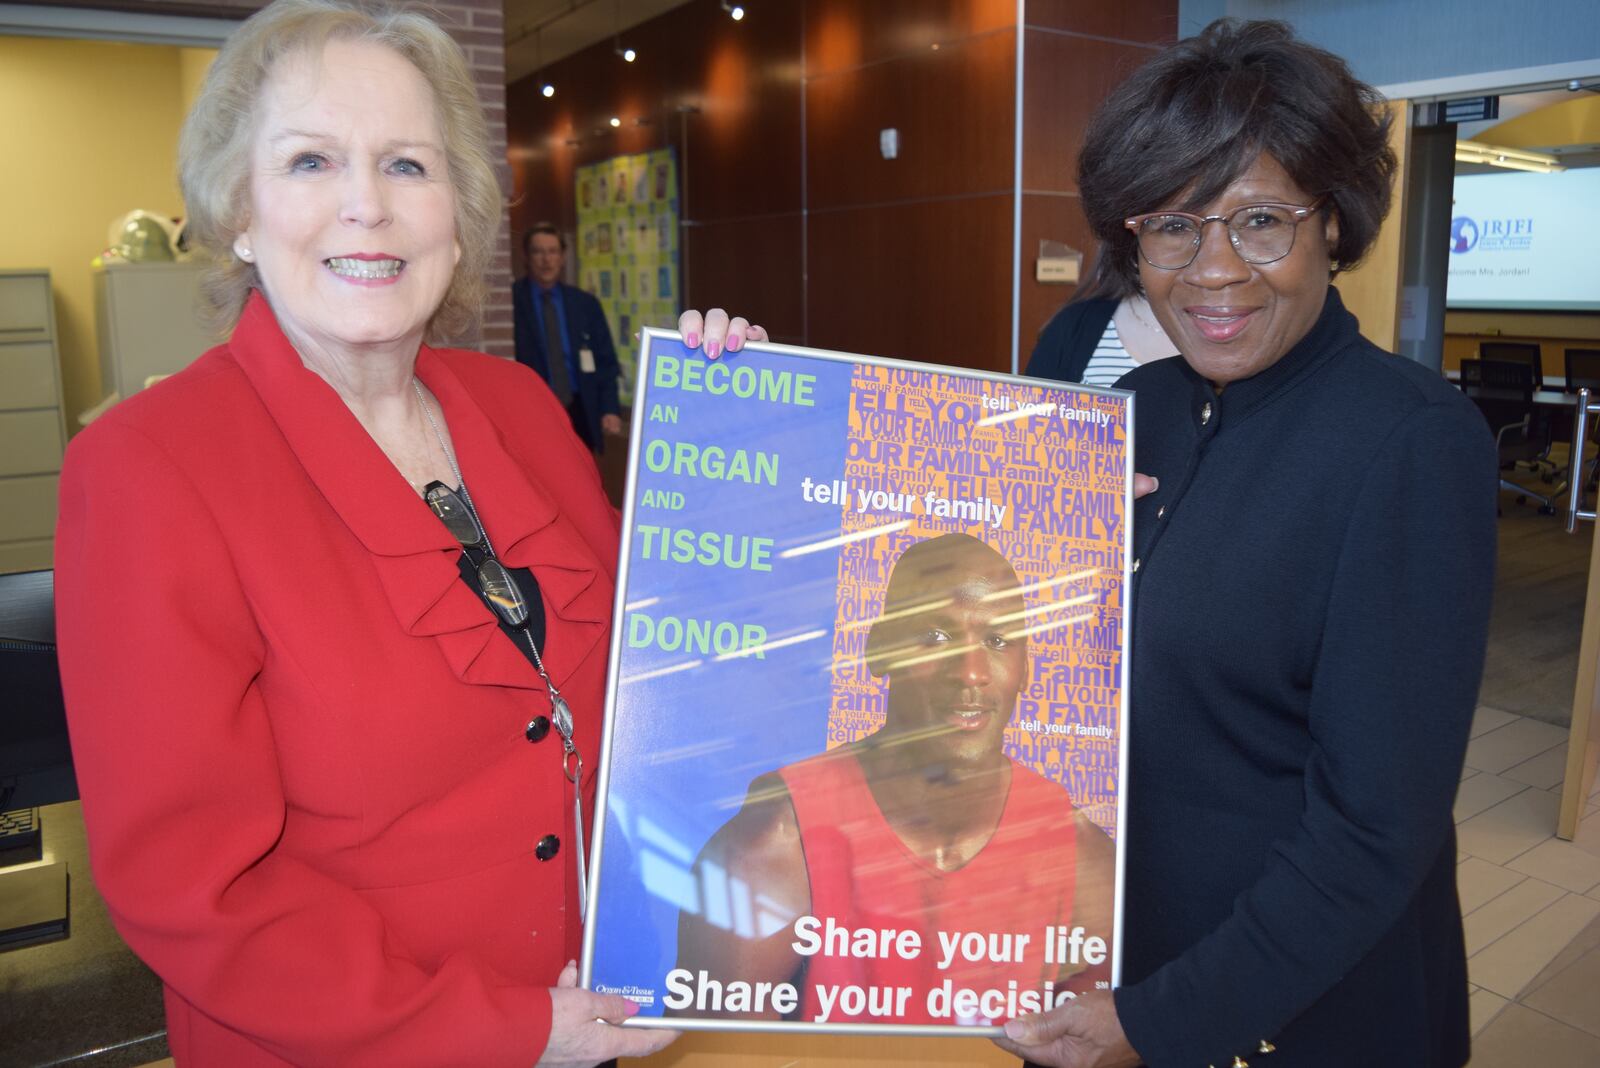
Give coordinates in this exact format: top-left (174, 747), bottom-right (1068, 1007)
top-left (805, 11), bottom-right (1016, 364)
top-left (509, 1), bottom-right (804, 342)
top-left (508, 0), bottom-right (1176, 374)
top-left (1018, 3), bottom-right (1176, 365)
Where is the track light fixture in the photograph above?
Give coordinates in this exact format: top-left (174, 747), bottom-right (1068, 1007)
top-left (613, 2), bottom-right (636, 62)
top-left (721, 1), bottom-right (746, 21)
top-left (535, 28), bottom-right (554, 98)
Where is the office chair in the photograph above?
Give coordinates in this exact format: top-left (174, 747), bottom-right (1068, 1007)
top-left (1479, 341), bottom-right (1545, 390)
top-left (1459, 358), bottom-right (1555, 514)
top-left (0, 569), bottom-right (73, 947)
top-left (0, 569), bottom-right (72, 845)
top-left (1479, 342), bottom-right (1557, 477)
top-left (1565, 348), bottom-right (1600, 393)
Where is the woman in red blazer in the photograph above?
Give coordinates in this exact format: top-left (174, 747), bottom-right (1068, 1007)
top-left (55, 2), bottom-right (676, 1064)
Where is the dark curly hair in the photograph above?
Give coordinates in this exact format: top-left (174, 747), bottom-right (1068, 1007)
top-left (1078, 18), bottom-right (1396, 293)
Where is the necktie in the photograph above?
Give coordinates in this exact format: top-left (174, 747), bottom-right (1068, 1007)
top-left (541, 289), bottom-right (572, 405)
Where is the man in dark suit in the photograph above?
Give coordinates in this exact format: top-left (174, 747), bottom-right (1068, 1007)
top-left (513, 223), bottom-right (624, 451)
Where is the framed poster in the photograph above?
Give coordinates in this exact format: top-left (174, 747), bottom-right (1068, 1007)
top-left (582, 330), bottom-right (1131, 1036)
top-left (574, 148), bottom-right (680, 405)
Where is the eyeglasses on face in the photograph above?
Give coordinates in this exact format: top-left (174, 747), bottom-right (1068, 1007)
top-left (1123, 200), bottom-right (1324, 270)
top-left (423, 481), bottom-right (530, 629)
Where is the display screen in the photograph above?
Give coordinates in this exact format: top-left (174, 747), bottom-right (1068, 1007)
top-left (1446, 169), bottom-right (1600, 312)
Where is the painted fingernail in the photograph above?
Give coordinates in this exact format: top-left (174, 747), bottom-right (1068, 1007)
top-left (685, 332), bottom-right (699, 348)
top-left (707, 340), bottom-right (721, 359)
top-left (728, 335), bottom-right (742, 352)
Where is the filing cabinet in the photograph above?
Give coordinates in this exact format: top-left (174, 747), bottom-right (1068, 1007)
top-left (0, 269), bottom-right (66, 573)
top-left (93, 262), bottom-right (214, 401)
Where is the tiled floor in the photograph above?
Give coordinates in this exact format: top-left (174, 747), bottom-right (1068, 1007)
top-left (1457, 704), bottom-right (1600, 1066)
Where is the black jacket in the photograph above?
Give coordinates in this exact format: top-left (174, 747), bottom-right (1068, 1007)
top-left (1109, 289), bottom-right (1495, 1067)
top-left (1024, 298), bottom-right (1118, 383)
top-left (512, 279), bottom-right (622, 450)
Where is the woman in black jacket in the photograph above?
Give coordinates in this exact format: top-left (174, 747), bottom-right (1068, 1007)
top-left (684, 23), bottom-right (1494, 1068)
top-left (1002, 19), bottom-right (1495, 1068)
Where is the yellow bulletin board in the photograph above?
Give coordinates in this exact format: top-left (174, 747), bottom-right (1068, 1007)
top-left (575, 148), bottom-right (680, 405)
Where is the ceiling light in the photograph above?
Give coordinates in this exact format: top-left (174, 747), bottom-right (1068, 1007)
top-left (610, 116), bottom-right (622, 128)
top-left (534, 28), bottom-right (553, 99)
top-left (721, 1), bottom-right (745, 20)
top-left (622, 46), bottom-right (637, 62)
top-left (1455, 139), bottom-right (1564, 173)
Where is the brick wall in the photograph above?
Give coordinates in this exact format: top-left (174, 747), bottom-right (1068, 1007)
top-left (432, 0), bottom-right (513, 357)
top-left (30, 0), bottom-right (514, 356)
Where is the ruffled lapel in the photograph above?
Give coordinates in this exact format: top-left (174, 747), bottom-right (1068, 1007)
top-left (227, 292), bottom-right (606, 691)
top-left (416, 343), bottom-right (611, 687)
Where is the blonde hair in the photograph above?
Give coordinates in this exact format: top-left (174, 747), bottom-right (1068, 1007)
top-left (179, 0), bottom-right (501, 340)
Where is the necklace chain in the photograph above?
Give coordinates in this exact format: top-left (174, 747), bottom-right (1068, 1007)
top-left (410, 379), bottom-right (569, 729)
top-left (1124, 296), bottom-right (1159, 333)
top-left (412, 383), bottom-right (537, 661)
top-left (412, 377), bottom-right (588, 916)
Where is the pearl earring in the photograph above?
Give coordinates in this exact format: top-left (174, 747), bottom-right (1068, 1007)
top-left (233, 239), bottom-right (253, 263)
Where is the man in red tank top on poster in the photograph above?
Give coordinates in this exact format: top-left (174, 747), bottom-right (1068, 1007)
top-left (669, 533), bottom-right (1116, 1027)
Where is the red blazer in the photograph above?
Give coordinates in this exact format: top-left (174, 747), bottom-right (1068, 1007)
top-left (55, 293), bottom-right (620, 1066)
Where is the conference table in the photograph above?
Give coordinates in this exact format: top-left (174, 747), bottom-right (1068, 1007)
top-left (1533, 389), bottom-right (1577, 408)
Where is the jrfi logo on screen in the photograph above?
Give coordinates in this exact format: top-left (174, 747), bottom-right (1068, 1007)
top-left (1451, 214), bottom-right (1534, 254)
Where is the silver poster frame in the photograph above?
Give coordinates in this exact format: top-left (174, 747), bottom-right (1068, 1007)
top-left (581, 329), bottom-right (1134, 1038)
